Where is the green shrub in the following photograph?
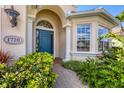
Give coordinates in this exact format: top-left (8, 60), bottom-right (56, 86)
top-left (63, 43), bottom-right (124, 87)
top-left (64, 33), bottom-right (124, 88)
top-left (78, 58), bottom-right (98, 87)
top-left (63, 58), bottom-right (98, 87)
top-left (94, 59), bottom-right (124, 88)
top-left (100, 47), bottom-right (124, 61)
top-left (63, 60), bottom-right (83, 72)
top-left (0, 52), bottom-right (57, 88)
top-left (63, 57), bottom-right (124, 88)
top-left (93, 46), bottom-right (124, 88)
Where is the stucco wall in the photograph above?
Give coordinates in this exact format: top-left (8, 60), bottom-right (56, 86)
top-left (59, 28), bottom-right (66, 58)
top-left (59, 5), bottom-right (76, 14)
top-left (28, 5), bottom-right (66, 27)
top-left (1, 5), bottom-right (27, 59)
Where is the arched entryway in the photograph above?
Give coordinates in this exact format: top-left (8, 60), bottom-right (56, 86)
top-left (27, 5), bottom-right (71, 59)
top-left (35, 20), bottom-right (54, 54)
top-left (33, 9), bottom-right (65, 58)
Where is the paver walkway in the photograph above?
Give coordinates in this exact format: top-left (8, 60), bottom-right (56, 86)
top-left (53, 63), bottom-right (88, 88)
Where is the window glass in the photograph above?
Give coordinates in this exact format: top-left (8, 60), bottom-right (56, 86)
top-left (37, 20), bottom-right (53, 29)
top-left (98, 26), bottom-right (109, 51)
top-left (77, 24), bottom-right (91, 51)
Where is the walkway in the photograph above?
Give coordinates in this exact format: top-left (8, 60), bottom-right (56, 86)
top-left (53, 62), bottom-right (88, 88)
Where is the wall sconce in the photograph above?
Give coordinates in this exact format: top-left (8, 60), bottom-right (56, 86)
top-left (4, 6), bottom-right (20, 27)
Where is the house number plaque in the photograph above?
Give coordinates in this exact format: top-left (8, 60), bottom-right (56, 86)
top-left (3, 35), bottom-right (24, 45)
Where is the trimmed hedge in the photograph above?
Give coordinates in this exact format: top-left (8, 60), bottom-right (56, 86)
top-left (0, 52), bottom-right (57, 88)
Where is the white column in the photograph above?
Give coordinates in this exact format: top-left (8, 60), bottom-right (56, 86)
top-left (91, 22), bottom-right (98, 52)
top-left (0, 6), bottom-right (2, 50)
top-left (27, 17), bottom-right (35, 54)
top-left (65, 24), bottom-right (71, 60)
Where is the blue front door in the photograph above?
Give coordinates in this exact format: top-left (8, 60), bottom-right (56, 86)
top-left (36, 29), bottom-right (54, 54)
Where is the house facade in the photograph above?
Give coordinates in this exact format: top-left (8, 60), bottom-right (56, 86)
top-left (0, 5), bottom-right (120, 61)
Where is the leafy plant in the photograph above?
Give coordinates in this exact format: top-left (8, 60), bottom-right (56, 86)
top-left (63, 58), bottom-right (98, 87)
top-left (63, 60), bottom-right (83, 72)
top-left (80, 58), bottom-right (98, 87)
top-left (0, 50), bottom-right (12, 64)
top-left (0, 52), bottom-right (57, 88)
top-left (115, 11), bottom-right (124, 33)
top-left (63, 32), bottom-right (124, 88)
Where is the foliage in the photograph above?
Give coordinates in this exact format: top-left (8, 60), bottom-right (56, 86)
top-left (76, 58), bottom-right (98, 87)
top-left (63, 33), bottom-right (124, 88)
top-left (115, 10), bottom-right (124, 32)
top-left (0, 52), bottom-right (57, 88)
top-left (94, 33), bottom-right (124, 88)
top-left (63, 60), bottom-right (83, 72)
top-left (99, 32), bottom-right (124, 46)
top-left (116, 11), bottom-right (124, 22)
top-left (0, 50), bottom-right (12, 64)
top-left (94, 59), bottom-right (124, 88)
top-left (99, 32), bottom-right (124, 61)
top-left (63, 58), bottom-right (98, 87)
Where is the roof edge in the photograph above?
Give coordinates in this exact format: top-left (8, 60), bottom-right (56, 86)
top-left (67, 8), bottom-right (120, 27)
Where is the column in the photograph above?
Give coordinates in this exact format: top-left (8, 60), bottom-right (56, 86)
top-left (27, 17), bottom-right (35, 54)
top-left (65, 24), bottom-right (71, 60)
top-left (0, 6), bottom-right (2, 50)
top-left (92, 22), bottom-right (99, 52)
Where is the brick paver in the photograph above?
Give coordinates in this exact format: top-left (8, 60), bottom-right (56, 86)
top-left (53, 64), bottom-right (88, 88)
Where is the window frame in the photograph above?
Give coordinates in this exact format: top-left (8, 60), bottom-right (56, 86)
top-left (97, 25), bottom-right (110, 52)
top-left (76, 23), bottom-right (92, 52)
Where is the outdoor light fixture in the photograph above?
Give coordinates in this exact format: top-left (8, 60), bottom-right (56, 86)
top-left (4, 6), bottom-right (20, 27)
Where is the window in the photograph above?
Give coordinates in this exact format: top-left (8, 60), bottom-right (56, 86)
top-left (98, 26), bottom-right (109, 51)
top-left (37, 20), bottom-right (53, 29)
top-left (77, 24), bottom-right (91, 51)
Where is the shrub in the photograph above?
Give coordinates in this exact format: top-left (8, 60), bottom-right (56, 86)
top-left (92, 33), bottom-right (124, 88)
top-left (93, 46), bottom-right (124, 88)
top-left (0, 50), bottom-right (12, 64)
top-left (99, 47), bottom-right (124, 61)
top-left (0, 52), bottom-right (57, 88)
top-left (63, 33), bottom-right (124, 88)
top-left (63, 58), bottom-right (98, 87)
top-left (63, 57), bottom-right (124, 88)
top-left (63, 60), bottom-right (83, 72)
top-left (78, 58), bottom-right (98, 87)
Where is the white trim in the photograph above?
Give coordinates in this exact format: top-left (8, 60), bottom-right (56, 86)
top-left (70, 51), bottom-right (102, 55)
top-left (0, 7), bottom-right (2, 50)
top-left (27, 18), bottom-right (34, 54)
top-left (28, 15), bottom-right (35, 19)
top-left (65, 25), bottom-right (71, 60)
top-left (70, 51), bottom-right (102, 60)
top-left (75, 23), bottom-right (92, 52)
top-left (67, 8), bottom-right (120, 26)
top-left (63, 23), bottom-right (71, 28)
top-left (36, 26), bottom-right (54, 31)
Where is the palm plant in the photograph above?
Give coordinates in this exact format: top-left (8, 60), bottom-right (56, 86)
top-left (0, 50), bottom-right (12, 64)
top-left (115, 11), bottom-right (124, 33)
